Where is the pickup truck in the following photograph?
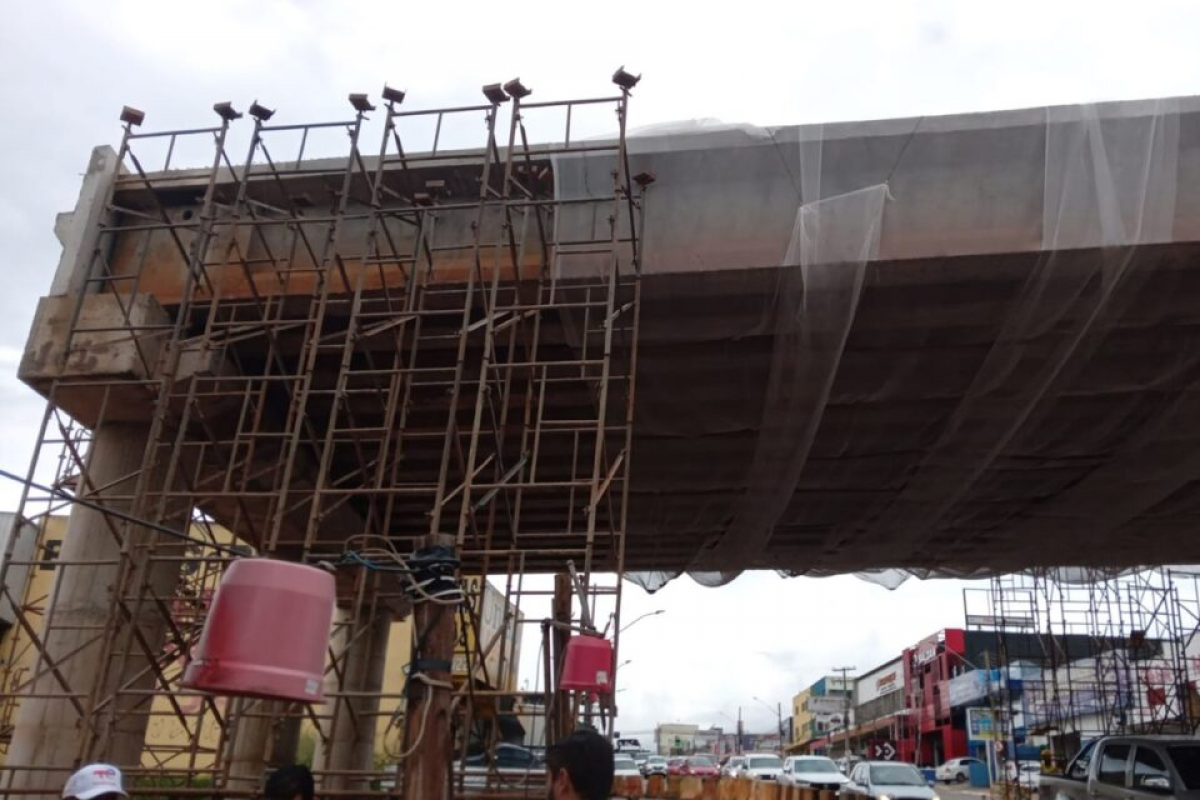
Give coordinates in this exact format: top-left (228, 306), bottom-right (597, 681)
top-left (1039, 736), bottom-right (1200, 800)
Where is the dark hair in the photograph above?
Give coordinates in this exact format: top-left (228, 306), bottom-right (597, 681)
top-left (264, 764), bottom-right (315, 800)
top-left (546, 730), bottom-right (614, 800)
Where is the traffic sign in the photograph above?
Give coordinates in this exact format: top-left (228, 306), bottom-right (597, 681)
top-left (871, 742), bottom-right (897, 761)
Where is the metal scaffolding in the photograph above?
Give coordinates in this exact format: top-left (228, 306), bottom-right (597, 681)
top-left (0, 70), bottom-right (646, 797)
top-left (965, 567), bottom-right (1200, 789)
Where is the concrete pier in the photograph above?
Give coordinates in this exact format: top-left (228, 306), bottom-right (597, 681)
top-left (5, 423), bottom-right (184, 791)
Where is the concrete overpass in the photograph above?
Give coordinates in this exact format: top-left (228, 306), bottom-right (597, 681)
top-left (22, 93), bottom-right (1200, 580)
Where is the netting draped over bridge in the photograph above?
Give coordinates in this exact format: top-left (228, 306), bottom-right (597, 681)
top-left (601, 98), bottom-right (1196, 590)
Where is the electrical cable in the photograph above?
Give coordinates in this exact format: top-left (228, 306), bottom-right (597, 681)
top-left (0, 469), bottom-right (246, 557)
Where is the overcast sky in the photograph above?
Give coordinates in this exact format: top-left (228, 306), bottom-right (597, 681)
top-left (3, 0), bottom-right (1200, 742)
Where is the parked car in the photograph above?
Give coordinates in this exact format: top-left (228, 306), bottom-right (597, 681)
top-left (668, 757), bottom-right (687, 776)
top-left (780, 756), bottom-right (850, 790)
top-left (1039, 735), bottom-right (1200, 800)
top-left (683, 755), bottom-right (721, 779)
top-left (643, 756), bottom-right (669, 777)
top-left (840, 761), bottom-right (939, 800)
top-left (837, 756), bottom-right (863, 776)
top-left (613, 754), bottom-right (646, 799)
top-left (722, 757), bottom-right (747, 778)
top-left (936, 757), bottom-right (984, 783)
top-left (740, 753), bottom-right (785, 782)
top-left (457, 743), bottom-right (545, 795)
top-left (1008, 761), bottom-right (1040, 791)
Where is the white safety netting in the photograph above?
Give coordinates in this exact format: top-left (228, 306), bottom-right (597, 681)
top-left (553, 96), bottom-right (1199, 592)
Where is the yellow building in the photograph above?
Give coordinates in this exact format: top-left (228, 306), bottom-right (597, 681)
top-left (0, 516), bottom-right (522, 770)
top-left (0, 514), bottom-right (63, 759)
top-left (791, 686), bottom-right (815, 752)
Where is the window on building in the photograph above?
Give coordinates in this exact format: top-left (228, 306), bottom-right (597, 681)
top-left (1098, 744), bottom-right (1130, 787)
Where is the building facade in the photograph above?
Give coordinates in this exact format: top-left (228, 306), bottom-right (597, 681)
top-left (841, 657), bottom-right (909, 762)
top-left (655, 723), bottom-right (700, 756)
top-left (902, 630), bottom-right (969, 766)
top-left (791, 676), bottom-right (854, 754)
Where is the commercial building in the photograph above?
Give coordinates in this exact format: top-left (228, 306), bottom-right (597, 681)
top-left (694, 727), bottom-right (729, 757)
top-left (835, 658), bottom-right (908, 761)
top-left (655, 724), bottom-right (700, 756)
top-left (790, 676), bottom-right (853, 754)
top-left (902, 630), bottom-right (969, 766)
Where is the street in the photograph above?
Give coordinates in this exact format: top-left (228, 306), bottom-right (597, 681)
top-left (937, 785), bottom-right (1012, 800)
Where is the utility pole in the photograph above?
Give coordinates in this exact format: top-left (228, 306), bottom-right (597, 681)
top-left (777, 701), bottom-right (785, 752)
top-left (737, 706), bottom-right (743, 755)
top-left (833, 666), bottom-right (857, 763)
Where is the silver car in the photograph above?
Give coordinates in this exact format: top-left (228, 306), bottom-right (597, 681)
top-left (740, 754), bottom-right (784, 782)
top-left (840, 761), bottom-right (939, 800)
top-left (781, 756), bottom-right (850, 790)
top-left (643, 756), bottom-right (669, 778)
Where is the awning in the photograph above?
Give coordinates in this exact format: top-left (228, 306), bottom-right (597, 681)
top-left (828, 714), bottom-right (903, 744)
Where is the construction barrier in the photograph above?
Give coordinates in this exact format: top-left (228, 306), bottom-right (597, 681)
top-left (613, 776), bottom-right (646, 799)
top-left (818, 790), bottom-right (836, 800)
top-left (754, 780), bottom-right (780, 800)
top-left (668, 776), bottom-right (682, 799)
top-left (681, 777), bottom-right (705, 800)
top-left (801, 788), bottom-right (816, 800)
top-left (702, 778), bottom-right (720, 800)
top-left (649, 775), bottom-right (667, 798)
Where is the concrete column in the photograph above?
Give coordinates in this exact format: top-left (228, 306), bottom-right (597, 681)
top-left (6, 422), bottom-right (185, 792)
top-left (314, 607), bottom-right (393, 793)
top-left (223, 697), bottom-right (279, 792)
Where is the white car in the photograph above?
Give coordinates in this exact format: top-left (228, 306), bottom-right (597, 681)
top-left (837, 756), bottom-right (863, 776)
top-left (841, 762), bottom-right (939, 800)
top-left (643, 756), bottom-right (669, 778)
top-left (1007, 760), bottom-right (1040, 790)
top-left (722, 757), bottom-right (746, 778)
top-left (780, 756), bottom-right (850, 790)
top-left (740, 753), bottom-right (784, 782)
top-left (935, 757), bottom-right (983, 783)
top-left (613, 755), bottom-right (646, 799)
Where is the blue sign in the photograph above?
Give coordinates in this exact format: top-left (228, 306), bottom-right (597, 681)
top-left (948, 671), bottom-right (988, 707)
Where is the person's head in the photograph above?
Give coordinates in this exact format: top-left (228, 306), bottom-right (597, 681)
top-left (545, 729), bottom-right (614, 800)
top-left (62, 763), bottom-right (127, 800)
top-left (264, 764), bottom-right (315, 800)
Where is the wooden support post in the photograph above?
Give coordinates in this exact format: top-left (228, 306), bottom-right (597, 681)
top-left (402, 534), bottom-right (456, 800)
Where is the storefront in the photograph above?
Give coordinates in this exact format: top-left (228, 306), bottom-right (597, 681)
top-left (902, 630), bottom-right (968, 767)
top-left (851, 658), bottom-right (915, 762)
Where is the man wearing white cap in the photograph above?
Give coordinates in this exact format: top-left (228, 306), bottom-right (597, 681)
top-left (62, 763), bottom-right (127, 800)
